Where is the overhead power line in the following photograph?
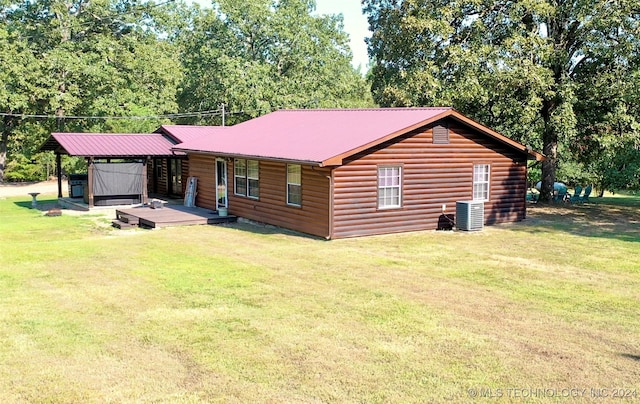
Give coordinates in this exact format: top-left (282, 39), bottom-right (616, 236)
top-left (0, 108), bottom-right (224, 120)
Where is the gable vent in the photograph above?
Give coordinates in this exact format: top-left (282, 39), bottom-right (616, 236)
top-left (433, 124), bottom-right (449, 144)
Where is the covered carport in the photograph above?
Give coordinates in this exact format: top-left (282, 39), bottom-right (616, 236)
top-left (39, 132), bottom-right (184, 208)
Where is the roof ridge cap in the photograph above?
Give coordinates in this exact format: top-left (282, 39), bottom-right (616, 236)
top-left (163, 124), bottom-right (225, 127)
top-left (275, 107), bottom-right (453, 112)
top-left (52, 132), bottom-right (159, 136)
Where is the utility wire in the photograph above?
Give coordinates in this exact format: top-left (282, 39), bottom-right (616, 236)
top-left (0, 108), bottom-right (223, 120)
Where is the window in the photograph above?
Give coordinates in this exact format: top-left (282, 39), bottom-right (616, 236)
top-left (247, 160), bottom-right (259, 198)
top-left (473, 164), bottom-right (490, 201)
top-left (378, 166), bottom-right (402, 209)
top-left (287, 164), bottom-right (302, 206)
top-left (234, 159), bottom-right (246, 196)
top-left (234, 159), bottom-right (260, 198)
top-left (155, 159), bottom-right (163, 180)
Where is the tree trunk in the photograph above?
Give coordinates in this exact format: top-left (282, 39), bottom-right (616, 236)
top-left (0, 128), bottom-right (7, 183)
top-left (0, 116), bottom-right (18, 183)
top-left (539, 102), bottom-right (558, 203)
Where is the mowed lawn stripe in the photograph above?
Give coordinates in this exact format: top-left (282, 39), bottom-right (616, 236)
top-left (0, 194), bottom-right (638, 401)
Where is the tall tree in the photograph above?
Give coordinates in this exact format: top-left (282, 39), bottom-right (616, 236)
top-left (0, 0), bottom-right (181, 181)
top-left (0, 25), bottom-right (42, 182)
top-left (178, 0), bottom-right (374, 125)
top-left (363, 0), bottom-right (640, 201)
top-left (571, 28), bottom-right (640, 193)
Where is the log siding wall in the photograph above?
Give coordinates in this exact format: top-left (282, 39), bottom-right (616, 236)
top-left (184, 118), bottom-right (527, 239)
top-left (188, 153), bottom-right (332, 238)
top-left (153, 158), bottom-right (168, 195)
top-left (187, 154), bottom-right (217, 208)
top-left (331, 119), bottom-right (528, 238)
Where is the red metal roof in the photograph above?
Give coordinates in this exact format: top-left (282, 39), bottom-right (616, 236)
top-left (170, 108), bottom-right (463, 165)
top-left (170, 108), bottom-right (543, 164)
top-left (42, 108), bottom-right (543, 162)
top-left (42, 133), bottom-right (176, 157)
top-left (156, 125), bottom-right (229, 144)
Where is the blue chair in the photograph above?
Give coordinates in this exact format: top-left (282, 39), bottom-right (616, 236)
top-left (579, 185), bottom-right (592, 203)
top-left (570, 185), bottom-right (583, 203)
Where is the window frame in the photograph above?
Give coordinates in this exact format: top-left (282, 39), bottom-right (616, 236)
top-left (286, 164), bottom-right (302, 207)
top-left (247, 160), bottom-right (260, 199)
top-left (234, 159), bottom-right (247, 196)
top-left (473, 163), bottom-right (490, 201)
top-left (155, 158), bottom-right (163, 180)
top-left (377, 165), bottom-right (403, 209)
top-left (234, 159), bottom-right (259, 199)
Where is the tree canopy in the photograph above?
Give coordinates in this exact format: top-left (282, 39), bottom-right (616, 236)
top-left (1, 0), bottom-right (184, 181)
top-left (177, 0), bottom-right (373, 125)
top-left (3, 0), bottom-right (638, 194)
top-left (363, 0), bottom-right (640, 199)
top-left (0, 0), bottom-right (372, 181)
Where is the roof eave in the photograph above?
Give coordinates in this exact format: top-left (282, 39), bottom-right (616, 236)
top-left (447, 112), bottom-right (547, 161)
top-left (38, 135), bottom-right (68, 154)
top-left (173, 147), bottom-right (322, 166)
top-left (87, 154), bottom-right (177, 159)
top-left (527, 150), bottom-right (546, 161)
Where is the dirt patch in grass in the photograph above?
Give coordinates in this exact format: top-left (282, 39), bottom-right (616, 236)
top-left (0, 180), bottom-right (61, 197)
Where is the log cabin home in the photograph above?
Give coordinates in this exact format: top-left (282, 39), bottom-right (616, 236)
top-left (164, 108), bottom-right (544, 239)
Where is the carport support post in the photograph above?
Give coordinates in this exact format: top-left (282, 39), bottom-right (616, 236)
top-left (56, 152), bottom-right (62, 198)
top-left (87, 157), bottom-right (94, 208)
top-left (142, 158), bottom-right (149, 205)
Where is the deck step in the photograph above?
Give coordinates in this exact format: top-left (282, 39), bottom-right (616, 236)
top-left (112, 219), bottom-right (137, 229)
top-left (207, 215), bottom-right (238, 224)
top-left (138, 218), bottom-right (157, 229)
top-left (118, 213), bottom-right (139, 225)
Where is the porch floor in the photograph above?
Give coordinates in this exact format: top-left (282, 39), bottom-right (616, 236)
top-left (58, 194), bottom-right (184, 212)
top-left (115, 205), bottom-right (236, 229)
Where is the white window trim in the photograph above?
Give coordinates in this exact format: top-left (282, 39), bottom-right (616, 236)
top-left (234, 159), bottom-right (259, 199)
top-left (473, 164), bottom-right (490, 201)
top-left (286, 164), bottom-right (302, 207)
top-left (234, 159), bottom-right (246, 197)
top-left (378, 165), bottom-right (402, 209)
top-left (216, 158), bottom-right (228, 209)
top-left (247, 160), bottom-right (260, 199)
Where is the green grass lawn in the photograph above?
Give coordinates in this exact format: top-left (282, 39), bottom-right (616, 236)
top-left (1, 195), bottom-right (639, 402)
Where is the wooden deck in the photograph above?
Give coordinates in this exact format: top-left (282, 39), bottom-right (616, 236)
top-left (114, 205), bottom-right (236, 229)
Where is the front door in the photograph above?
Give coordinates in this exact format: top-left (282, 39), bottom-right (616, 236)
top-left (216, 159), bottom-right (227, 208)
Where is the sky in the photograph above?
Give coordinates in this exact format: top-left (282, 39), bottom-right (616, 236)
top-left (313, 0), bottom-right (371, 72)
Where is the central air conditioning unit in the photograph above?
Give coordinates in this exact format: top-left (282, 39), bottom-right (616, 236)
top-left (456, 201), bottom-right (484, 231)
